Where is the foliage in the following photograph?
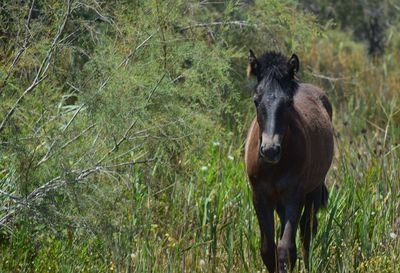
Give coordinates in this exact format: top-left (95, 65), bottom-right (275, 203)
top-left (299, 0), bottom-right (400, 55)
top-left (1, 0), bottom-right (399, 272)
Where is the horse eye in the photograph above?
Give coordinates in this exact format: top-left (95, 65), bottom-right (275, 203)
top-left (287, 99), bottom-right (293, 107)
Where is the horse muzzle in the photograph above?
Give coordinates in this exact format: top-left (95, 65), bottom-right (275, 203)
top-left (260, 143), bottom-right (282, 164)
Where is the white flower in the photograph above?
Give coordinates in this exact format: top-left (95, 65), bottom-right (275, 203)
top-left (227, 155), bottom-right (234, 160)
top-left (212, 141), bottom-right (220, 146)
top-left (199, 259), bottom-right (206, 267)
top-left (201, 166), bottom-right (208, 171)
top-left (389, 232), bottom-right (397, 239)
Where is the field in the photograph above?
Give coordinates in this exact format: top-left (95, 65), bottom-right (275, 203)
top-left (1, 1), bottom-right (399, 272)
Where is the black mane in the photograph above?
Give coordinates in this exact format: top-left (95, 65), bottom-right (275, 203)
top-left (257, 51), bottom-right (289, 79)
top-left (256, 51), bottom-right (299, 95)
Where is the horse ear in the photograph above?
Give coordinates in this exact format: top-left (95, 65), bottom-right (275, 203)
top-left (287, 54), bottom-right (300, 78)
top-left (247, 49), bottom-right (259, 78)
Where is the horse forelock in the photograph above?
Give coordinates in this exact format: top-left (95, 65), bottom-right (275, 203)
top-left (256, 51), bottom-right (299, 96)
top-left (257, 51), bottom-right (287, 78)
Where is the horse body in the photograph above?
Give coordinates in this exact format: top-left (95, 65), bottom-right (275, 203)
top-left (246, 83), bottom-right (333, 199)
top-left (244, 51), bottom-right (334, 273)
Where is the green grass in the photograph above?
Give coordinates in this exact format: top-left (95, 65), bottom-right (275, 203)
top-left (2, 107), bottom-right (399, 273)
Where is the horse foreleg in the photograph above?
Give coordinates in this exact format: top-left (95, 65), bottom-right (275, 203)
top-left (276, 203), bottom-right (285, 238)
top-left (253, 192), bottom-right (276, 273)
top-left (277, 200), bottom-right (303, 273)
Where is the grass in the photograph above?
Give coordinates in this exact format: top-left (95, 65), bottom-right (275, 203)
top-left (2, 100), bottom-right (399, 272)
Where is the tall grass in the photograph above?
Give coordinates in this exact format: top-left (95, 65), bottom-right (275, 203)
top-left (2, 115), bottom-right (399, 272)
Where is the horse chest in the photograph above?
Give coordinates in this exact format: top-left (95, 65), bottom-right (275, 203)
top-left (250, 170), bottom-right (299, 201)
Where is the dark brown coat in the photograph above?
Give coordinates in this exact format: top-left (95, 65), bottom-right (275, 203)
top-left (245, 83), bottom-right (334, 272)
top-left (245, 83), bottom-right (333, 195)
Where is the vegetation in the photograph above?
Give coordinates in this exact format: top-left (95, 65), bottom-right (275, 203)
top-left (1, 0), bottom-right (399, 272)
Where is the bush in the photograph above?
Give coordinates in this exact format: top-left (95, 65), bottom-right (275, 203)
top-left (1, 0), bottom-right (319, 271)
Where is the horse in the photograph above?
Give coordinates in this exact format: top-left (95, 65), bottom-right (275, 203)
top-left (244, 50), bottom-right (334, 273)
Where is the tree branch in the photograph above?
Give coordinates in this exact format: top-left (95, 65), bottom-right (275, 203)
top-left (0, 0), bottom-right (72, 134)
top-left (0, 0), bottom-right (36, 91)
top-left (0, 157), bottom-right (152, 228)
top-left (96, 73), bottom-right (166, 165)
top-left (179, 20), bottom-right (256, 32)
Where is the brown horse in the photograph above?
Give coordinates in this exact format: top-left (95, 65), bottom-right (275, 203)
top-left (244, 50), bottom-right (334, 273)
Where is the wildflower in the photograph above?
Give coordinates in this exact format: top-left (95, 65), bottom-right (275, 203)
top-left (199, 259), bottom-right (206, 267)
top-left (201, 166), bottom-right (208, 171)
top-left (212, 141), bottom-right (220, 146)
top-left (109, 261), bottom-right (115, 271)
top-left (227, 155), bottom-right (234, 160)
top-left (389, 232), bottom-right (397, 239)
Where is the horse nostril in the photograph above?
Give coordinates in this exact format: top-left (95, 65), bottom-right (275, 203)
top-left (260, 144), bottom-right (267, 157)
top-left (260, 144), bottom-right (282, 162)
top-left (275, 144), bottom-right (281, 156)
